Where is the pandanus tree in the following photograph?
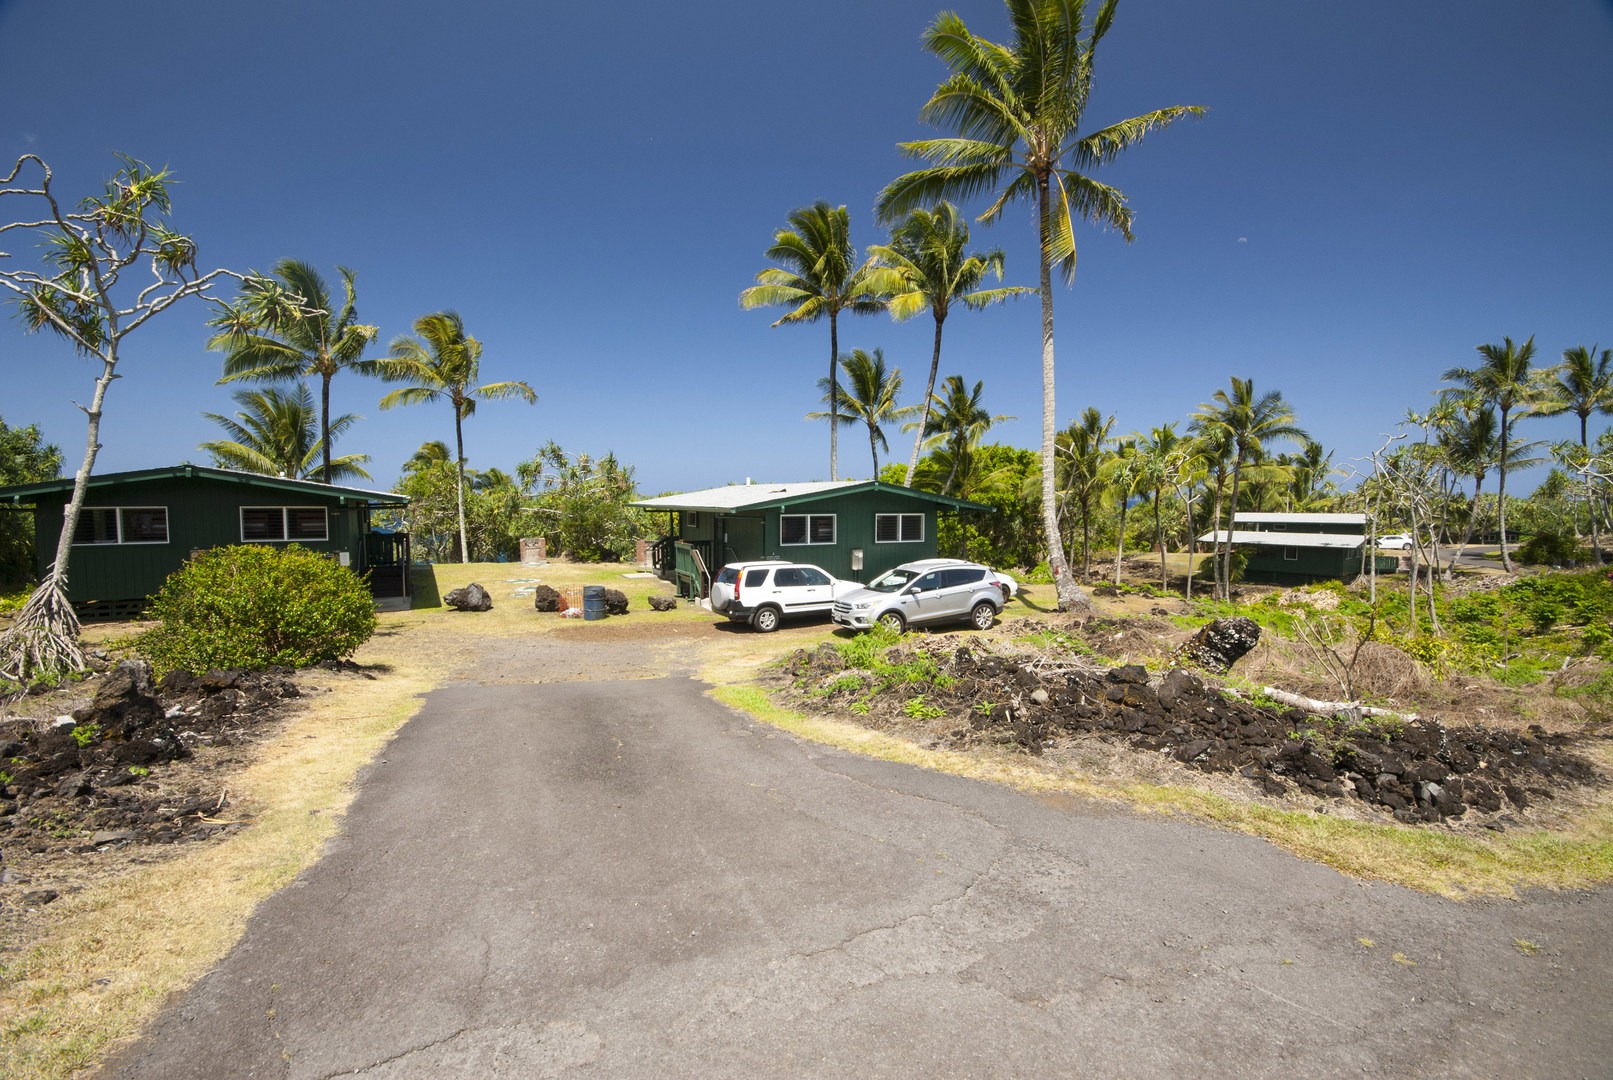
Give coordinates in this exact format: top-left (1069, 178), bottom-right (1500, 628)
top-left (200, 384), bottom-right (371, 483)
top-left (375, 312), bottom-right (536, 563)
top-left (1442, 336), bottom-right (1539, 572)
top-left (207, 259), bottom-right (379, 483)
top-left (1191, 378), bottom-right (1306, 600)
top-left (866, 203), bottom-right (1030, 486)
top-left (805, 348), bottom-right (916, 477)
top-left (0, 155), bottom-right (241, 680)
top-left (740, 202), bottom-right (886, 480)
top-left (878, 0), bottom-right (1205, 610)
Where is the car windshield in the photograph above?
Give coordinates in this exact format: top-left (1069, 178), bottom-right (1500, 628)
top-left (867, 568), bottom-right (919, 593)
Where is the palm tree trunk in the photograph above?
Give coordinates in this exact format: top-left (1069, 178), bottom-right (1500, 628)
top-left (1154, 489), bottom-right (1166, 592)
top-left (1081, 496), bottom-right (1092, 581)
top-left (1036, 175), bottom-right (1085, 611)
top-left (906, 316), bottom-right (945, 487)
top-left (1113, 499), bottom-right (1127, 585)
top-left (319, 370), bottom-right (333, 483)
top-left (454, 411), bottom-right (469, 564)
top-left (1208, 480), bottom-right (1224, 601)
top-left (1181, 484), bottom-right (1196, 601)
top-left (868, 420), bottom-right (880, 478)
top-left (1451, 472), bottom-right (1485, 571)
top-left (1497, 409), bottom-right (1512, 572)
top-left (1224, 453), bottom-right (1246, 600)
top-left (828, 312), bottom-right (839, 481)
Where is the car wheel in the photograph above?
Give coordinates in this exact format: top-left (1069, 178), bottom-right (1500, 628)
top-left (970, 601), bottom-right (996, 631)
top-left (999, 583), bottom-right (1012, 604)
top-left (751, 606), bottom-right (781, 633)
top-left (876, 610), bottom-right (906, 634)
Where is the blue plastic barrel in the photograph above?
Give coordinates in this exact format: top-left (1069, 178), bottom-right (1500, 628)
top-left (583, 585), bottom-right (606, 621)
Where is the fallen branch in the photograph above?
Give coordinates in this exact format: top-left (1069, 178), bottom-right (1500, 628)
top-left (1257, 685), bottom-right (1418, 724)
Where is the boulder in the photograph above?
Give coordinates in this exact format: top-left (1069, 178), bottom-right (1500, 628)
top-left (533, 584), bottom-right (562, 612)
top-left (1181, 617), bottom-right (1261, 673)
top-left (445, 583), bottom-right (493, 611)
top-left (602, 588), bottom-right (630, 615)
top-left (75, 660), bottom-right (163, 738)
top-left (647, 595), bottom-right (678, 612)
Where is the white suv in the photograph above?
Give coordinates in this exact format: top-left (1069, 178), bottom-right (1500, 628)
top-left (710, 560), bottom-right (857, 632)
top-left (832, 560), bottom-right (1005, 633)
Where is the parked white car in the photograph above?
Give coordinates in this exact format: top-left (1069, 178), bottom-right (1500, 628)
top-left (1378, 534), bottom-right (1415, 550)
top-left (832, 560), bottom-right (1006, 633)
top-left (710, 560), bottom-right (859, 632)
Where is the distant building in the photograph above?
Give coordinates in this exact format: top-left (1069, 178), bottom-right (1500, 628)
top-left (1198, 512), bottom-right (1397, 585)
top-left (632, 480), bottom-right (992, 598)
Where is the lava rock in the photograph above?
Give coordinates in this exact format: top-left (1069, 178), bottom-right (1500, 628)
top-left (601, 588), bottom-right (630, 615)
top-left (533, 585), bottom-right (562, 612)
top-left (647, 595), bottom-right (678, 612)
top-left (445, 583), bottom-right (493, 611)
top-left (1181, 617), bottom-right (1262, 674)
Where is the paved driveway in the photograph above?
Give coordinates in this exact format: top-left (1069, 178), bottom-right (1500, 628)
top-left (105, 670), bottom-right (1611, 1078)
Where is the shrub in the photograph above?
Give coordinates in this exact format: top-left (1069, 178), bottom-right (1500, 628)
top-left (139, 545), bottom-right (376, 673)
top-left (1517, 530), bottom-right (1588, 567)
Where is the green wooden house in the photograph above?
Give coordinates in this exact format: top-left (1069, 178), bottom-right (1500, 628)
top-left (0, 465), bottom-right (411, 613)
top-left (632, 481), bottom-right (993, 597)
top-left (1198, 512), bottom-right (1397, 585)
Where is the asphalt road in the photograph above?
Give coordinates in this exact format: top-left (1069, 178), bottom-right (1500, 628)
top-left (104, 672), bottom-right (1611, 1079)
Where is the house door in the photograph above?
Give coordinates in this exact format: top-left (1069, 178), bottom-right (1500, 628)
top-left (719, 516), bottom-right (764, 566)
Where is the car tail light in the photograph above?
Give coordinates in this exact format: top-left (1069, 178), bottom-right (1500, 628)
top-left (733, 574), bottom-right (741, 605)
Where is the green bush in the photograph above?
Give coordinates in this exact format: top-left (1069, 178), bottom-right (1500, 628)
top-left (138, 545), bottom-right (377, 673)
top-left (1517, 530), bottom-right (1589, 567)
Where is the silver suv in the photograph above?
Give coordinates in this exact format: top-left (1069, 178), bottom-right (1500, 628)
top-left (710, 560), bottom-right (857, 632)
top-left (832, 560), bottom-right (1004, 633)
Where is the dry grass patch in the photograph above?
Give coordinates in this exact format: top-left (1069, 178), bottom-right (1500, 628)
top-left (0, 635), bottom-right (432, 1079)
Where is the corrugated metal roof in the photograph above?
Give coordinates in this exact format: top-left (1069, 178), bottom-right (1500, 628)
top-left (632, 481), bottom-right (991, 513)
top-left (1231, 512), bottom-right (1368, 525)
top-left (1198, 529), bottom-right (1367, 550)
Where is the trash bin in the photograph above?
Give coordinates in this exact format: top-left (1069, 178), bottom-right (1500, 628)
top-left (583, 585), bottom-right (606, 621)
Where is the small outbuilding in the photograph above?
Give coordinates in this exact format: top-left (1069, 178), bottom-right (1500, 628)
top-left (632, 480), bottom-right (992, 597)
top-left (0, 465), bottom-right (412, 615)
top-left (1198, 512), bottom-right (1397, 586)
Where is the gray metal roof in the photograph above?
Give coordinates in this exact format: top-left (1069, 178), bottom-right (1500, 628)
top-left (1231, 512), bottom-right (1367, 525)
top-left (1198, 529), bottom-right (1367, 550)
top-left (632, 480), bottom-right (991, 514)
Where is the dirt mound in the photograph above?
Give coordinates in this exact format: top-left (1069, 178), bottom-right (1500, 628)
top-left (783, 642), bottom-right (1603, 825)
top-left (1, 662), bottom-right (307, 857)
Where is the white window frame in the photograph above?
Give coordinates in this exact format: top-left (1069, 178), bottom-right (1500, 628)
top-left (1283, 546), bottom-right (1299, 561)
top-left (241, 506), bottom-right (329, 543)
top-left (779, 513), bottom-right (836, 546)
top-left (874, 513), bottom-right (924, 544)
top-left (70, 505), bottom-right (170, 547)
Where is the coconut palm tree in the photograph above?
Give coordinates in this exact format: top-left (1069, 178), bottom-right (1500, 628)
top-left (200, 384), bottom-right (371, 483)
top-left (1100, 436), bottom-right (1143, 585)
top-left (877, 0), bottom-right (1205, 610)
top-left (207, 260), bottom-right (380, 483)
top-left (1136, 423), bottom-right (1185, 590)
top-left (866, 203), bottom-right (1031, 486)
top-left (1191, 378), bottom-right (1306, 599)
top-left (1535, 344), bottom-right (1613, 449)
top-left (804, 349), bottom-right (916, 477)
top-left (1442, 336), bottom-right (1540, 572)
top-left (739, 202), bottom-right (887, 480)
top-left (909, 375), bottom-right (1014, 496)
top-left (375, 311), bottom-right (536, 563)
top-left (1053, 406), bottom-right (1113, 581)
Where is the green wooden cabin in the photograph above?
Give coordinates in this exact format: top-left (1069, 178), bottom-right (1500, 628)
top-left (1198, 512), bottom-right (1398, 586)
top-left (632, 481), bottom-right (993, 598)
top-left (0, 465), bottom-right (411, 612)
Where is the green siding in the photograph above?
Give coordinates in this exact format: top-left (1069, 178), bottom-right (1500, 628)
top-left (29, 477), bottom-right (380, 603)
top-left (701, 489), bottom-right (959, 584)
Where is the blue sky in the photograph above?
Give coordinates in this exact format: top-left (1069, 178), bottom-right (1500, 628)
top-left (2, 0), bottom-right (1610, 497)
